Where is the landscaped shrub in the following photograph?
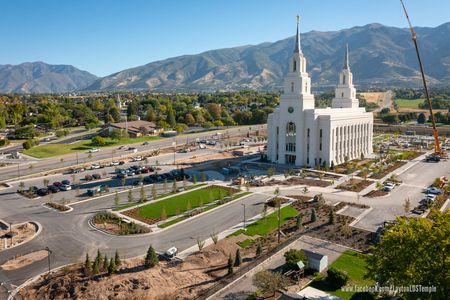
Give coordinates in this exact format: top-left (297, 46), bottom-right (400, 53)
top-left (327, 267), bottom-right (349, 286)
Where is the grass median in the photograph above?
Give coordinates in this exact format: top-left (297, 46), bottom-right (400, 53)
top-left (23, 135), bottom-right (163, 158)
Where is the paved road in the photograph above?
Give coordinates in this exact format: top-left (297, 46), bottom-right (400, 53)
top-left (0, 125), bottom-right (266, 181)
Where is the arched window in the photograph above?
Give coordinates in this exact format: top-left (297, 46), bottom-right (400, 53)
top-left (286, 122), bottom-right (296, 136)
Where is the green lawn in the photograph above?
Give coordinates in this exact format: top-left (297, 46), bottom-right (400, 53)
top-left (308, 250), bottom-right (375, 300)
top-left (23, 135), bottom-right (163, 158)
top-left (227, 206), bottom-right (298, 238)
top-left (138, 187), bottom-right (230, 219)
top-left (395, 98), bottom-right (425, 108)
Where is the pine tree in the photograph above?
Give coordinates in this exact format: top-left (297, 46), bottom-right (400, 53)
top-left (256, 241), bottom-right (263, 256)
top-left (103, 255), bottom-right (109, 271)
top-left (108, 258), bottom-right (116, 275)
top-left (145, 245), bottom-right (159, 268)
top-left (227, 253), bottom-right (234, 274)
top-left (115, 249), bottom-right (121, 266)
top-left (235, 248), bottom-right (243, 266)
top-left (192, 174), bottom-right (197, 184)
top-left (296, 215), bottom-right (303, 229)
top-left (311, 208), bottom-right (317, 222)
top-left (201, 171), bottom-right (206, 182)
top-left (92, 259), bottom-right (99, 274)
top-left (95, 249), bottom-right (103, 266)
top-left (85, 253), bottom-right (92, 271)
top-left (329, 208), bottom-right (335, 224)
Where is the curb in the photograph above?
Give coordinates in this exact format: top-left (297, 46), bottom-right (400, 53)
top-left (41, 203), bottom-right (73, 213)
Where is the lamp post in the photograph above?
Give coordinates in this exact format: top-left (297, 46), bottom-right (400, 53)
top-left (112, 150), bottom-right (114, 164)
top-left (76, 152), bottom-right (79, 165)
top-left (45, 247), bottom-right (52, 275)
top-left (17, 164), bottom-right (20, 179)
top-left (173, 140), bottom-right (176, 166)
top-left (242, 204), bottom-right (246, 231)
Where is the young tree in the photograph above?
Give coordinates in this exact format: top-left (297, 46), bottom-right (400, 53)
top-left (140, 186), bottom-right (146, 202)
top-left (403, 198), bottom-right (411, 216)
top-left (317, 172), bottom-right (324, 181)
top-left (210, 229), bottom-right (219, 245)
top-left (161, 206), bottom-right (167, 222)
top-left (192, 174), bottom-right (197, 185)
top-left (296, 215), bottom-right (303, 229)
top-left (121, 177), bottom-right (126, 186)
top-left (92, 259), bottom-right (99, 275)
top-left (172, 179), bottom-right (178, 192)
top-left (209, 190), bottom-right (213, 204)
top-left (201, 172), bottom-right (206, 182)
top-left (218, 189), bottom-right (224, 200)
top-left (311, 208), bottom-right (317, 222)
top-left (252, 270), bottom-right (288, 296)
top-left (163, 178), bottom-right (168, 193)
top-left (267, 167), bottom-right (276, 179)
top-left (235, 248), bottom-right (243, 266)
top-left (302, 186), bottom-right (309, 195)
top-left (103, 255), bottom-right (109, 271)
top-left (183, 176), bottom-right (188, 190)
top-left (175, 204), bottom-right (180, 216)
top-left (108, 258), bottom-right (116, 275)
top-left (187, 199), bottom-right (191, 211)
top-left (198, 195), bottom-right (203, 207)
top-left (256, 241), bottom-right (263, 256)
top-left (19, 181), bottom-right (25, 191)
top-left (152, 183), bottom-right (157, 200)
top-left (144, 245), bottom-right (159, 268)
top-left (29, 164), bottom-right (34, 173)
top-left (329, 207), bottom-right (335, 224)
top-left (43, 179), bottom-right (49, 187)
top-left (114, 191), bottom-right (120, 207)
top-left (237, 181), bottom-right (241, 192)
top-left (261, 203), bottom-right (268, 225)
top-left (128, 189), bottom-right (134, 203)
top-left (245, 180), bottom-right (251, 192)
top-left (85, 253), bottom-right (92, 271)
top-left (227, 253), bottom-right (234, 275)
top-left (114, 249), bottom-right (121, 266)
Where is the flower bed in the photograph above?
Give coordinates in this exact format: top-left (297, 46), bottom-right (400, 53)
top-left (363, 190), bottom-right (389, 197)
top-left (17, 190), bottom-right (37, 199)
top-left (92, 211), bottom-right (151, 235)
top-left (286, 195), bottom-right (314, 202)
top-left (371, 161), bottom-right (407, 179)
top-left (45, 202), bottom-right (69, 211)
top-left (267, 197), bottom-right (291, 207)
top-left (336, 179), bottom-right (373, 192)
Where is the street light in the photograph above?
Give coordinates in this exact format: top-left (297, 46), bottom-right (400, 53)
top-left (45, 247), bottom-right (52, 275)
top-left (242, 204), bottom-right (246, 231)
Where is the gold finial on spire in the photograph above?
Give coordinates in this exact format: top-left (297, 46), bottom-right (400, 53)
top-left (296, 15), bottom-right (299, 24)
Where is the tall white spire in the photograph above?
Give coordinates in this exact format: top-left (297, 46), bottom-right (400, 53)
top-left (343, 44), bottom-right (349, 70)
top-left (294, 15), bottom-right (301, 54)
top-left (332, 44), bottom-right (358, 109)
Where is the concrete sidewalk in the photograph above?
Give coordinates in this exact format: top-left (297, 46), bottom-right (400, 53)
top-left (210, 236), bottom-right (348, 300)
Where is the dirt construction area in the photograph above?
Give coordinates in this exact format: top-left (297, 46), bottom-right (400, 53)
top-left (1, 250), bottom-right (48, 270)
top-left (20, 235), bottom-right (264, 300)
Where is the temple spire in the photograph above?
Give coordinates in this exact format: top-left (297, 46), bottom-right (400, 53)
top-left (343, 44), bottom-right (349, 69)
top-left (294, 15), bottom-right (301, 54)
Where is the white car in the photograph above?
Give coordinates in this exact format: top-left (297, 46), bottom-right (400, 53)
top-left (132, 156), bottom-right (142, 161)
top-left (60, 185), bottom-right (71, 191)
top-left (110, 161), bottom-right (120, 166)
top-left (383, 182), bottom-right (396, 191)
top-left (200, 139), bottom-right (207, 143)
top-left (89, 148), bottom-right (100, 153)
top-left (426, 194), bottom-right (436, 201)
top-left (91, 164), bottom-right (101, 169)
top-left (425, 187), bottom-right (443, 194)
top-left (207, 141), bottom-right (216, 145)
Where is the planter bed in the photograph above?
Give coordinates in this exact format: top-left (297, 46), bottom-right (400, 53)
top-left (364, 190), bottom-right (389, 197)
top-left (336, 179), bottom-right (373, 192)
top-left (370, 161), bottom-right (407, 179)
top-left (44, 202), bottom-right (69, 211)
top-left (17, 190), bottom-right (37, 199)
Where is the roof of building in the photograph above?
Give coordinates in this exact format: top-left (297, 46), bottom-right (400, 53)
top-left (105, 120), bottom-right (158, 133)
top-left (302, 249), bottom-right (327, 261)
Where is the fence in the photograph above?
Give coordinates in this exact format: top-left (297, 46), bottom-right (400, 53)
top-left (192, 229), bottom-right (305, 300)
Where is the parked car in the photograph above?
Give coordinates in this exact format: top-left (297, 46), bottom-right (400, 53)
top-left (61, 180), bottom-right (71, 185)
top-left (164, 173), bottom-right (174, 179)
top-left (383, 182), bottom-right (396, 191)
top-left (91, 164), bottom-right (101, 169)
top-left (28, 186), bottom-right (39, 193)
top-left (133, 179), bottom-right (143, 185)
top-left (92, 174), bottom-right (102, 179)
top-left (207, 140), bottom-right (216, 145)
top-left (143, 141), bottom-right (150, 145)
top-left (117, 173), bottom-right (127, 178)
top-left (425, 187), bottom-right (443, 194)
top-left (144, 176), bottom-right (155, 184)
top-left (239, 141), bottom-right (245, 146)
top-left (118, 146), bottom-right (127, 150)
top-left (37, 188), bottom-right (49, 196)
top-left (43, 138), bottom-right (50, 142)
top-left (89, 148), bottom-right (100, 153)
top-left (131, 165), bottom-right (142, 171)
top-left (200, 139), bottom-right (207, 143)
top-left (426, 194), bottom-right (436, 201)
top-left (118, 161), bottom-right (125, 165)
top-left (128, 147), bottom-right (136, 150)
top-left (110, 160), bottom-right (120, 166)
top-left (148, 167), bottom-right (155, 172)
top-left (48, 186), bottom-right (60, 193)
top-left (53, 182), bottom-right (63, 187)
top-left (141, 168), bottom-right (150, 173)
top-left (60, 185), bottom-right (72, 191)
top-left (126, 169), bottom-right (135, 176)
top-left (132, 156), bottom-right (142, 161)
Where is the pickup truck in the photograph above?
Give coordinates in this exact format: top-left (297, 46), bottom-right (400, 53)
top-left (425, 187), bottom-right (443, 194)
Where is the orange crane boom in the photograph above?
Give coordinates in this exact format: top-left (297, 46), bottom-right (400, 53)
top-left (400, 0), bottom-right (445, 157)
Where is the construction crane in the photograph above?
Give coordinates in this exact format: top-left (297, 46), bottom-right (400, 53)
top-left (400, 0), bottom-right (446, 159)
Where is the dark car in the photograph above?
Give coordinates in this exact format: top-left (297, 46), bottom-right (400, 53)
top-left (132, 179), bottom-right (143, 185)
top-left (61, 180), bottom-right (71, 185)
top-left (29, 186), bottom-right (39, 193)
top-left (37, 188), bottom-right (49, 196)
top-left (164, 173), bottom-right (174, 178)
top-left (53, 182), bottom-right (63, 187)
top-left (128, 146), bottom-right (136, 150)
top-left (144, 176), bottom-right (154, 184)
top-left (118, 161), bottom-right (125, 165)
top-left (117, 173), bottom-right (127, 178)
top-left (148, 167), bottom-right (155, 172)
top-left (92, 174), bottom-right (102, 179)
top-left (160, 174), bottom-right (167, 179)
top-left (131, 165), bottom-right (142, 170)
top-left (141, 168), bottom-right (150, 173)
top-left (48, 186), bottom-right (60, 193)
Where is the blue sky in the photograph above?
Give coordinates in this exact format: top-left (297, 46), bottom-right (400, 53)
top-left (1, 0), bottom-right (449, 77)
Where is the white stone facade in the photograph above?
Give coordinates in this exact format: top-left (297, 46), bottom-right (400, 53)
top-left (267, 24), bottom-right (373, 167)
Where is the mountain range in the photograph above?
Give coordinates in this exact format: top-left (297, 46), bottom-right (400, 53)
top-left (0, 62), bottom-right (98, 93)
top-left (3, 22), bottom-right (450, 93)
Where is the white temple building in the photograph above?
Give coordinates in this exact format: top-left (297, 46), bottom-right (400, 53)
top-left (267, 21), bottom-right (373, 167)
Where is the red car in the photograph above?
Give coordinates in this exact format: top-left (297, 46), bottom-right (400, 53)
top-left (141, 168), bottom-right (150, 173)
top-left (53, 182), bottom-right (63, 187)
